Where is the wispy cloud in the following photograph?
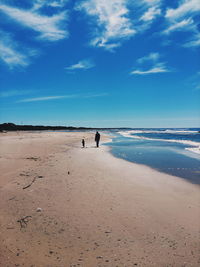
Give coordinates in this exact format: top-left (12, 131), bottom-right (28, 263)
top-left (130, 0), bottom-right (162, 33)
top-left (131, 65), bottom-right (170, 75)
top-left (0, 41), bottom-right (29, 68)
top-left (164, 0), bottom-right (200, 48)
top-left (0, 31), bottom-right (37, 68)
top-left (17, 93), bottom-right (108, 103)
top-left (130, 52), bottom-right (171, 75)
top-left (140, 6), bottom-right (161, 21)
top-left (165, 0), bottom-right (200, 20)
top-left (163, 18), bottom-right (195, 35)
top-left (18, 95), bottom-right (73, 103)
top-left (33, 0), bottom-right (68, 10)
top-left (137, 52), bottom-right (160, 64)
top-left (0, 1), bottom-right (68, 68)
top-left (0, 3), bottom-right (68, 41)
top-left (186, 71), bottom-right (200, 91)
top-left (184, 33), bottom-right (200, 48)
top-left (76, 0), bottom-right (135, 50)
top-left (49, 0), bottom-right (68, 8)
top-left (142, 0), bottom-right (161, 4)
top-left (65, 59), bottom-right (95, 71)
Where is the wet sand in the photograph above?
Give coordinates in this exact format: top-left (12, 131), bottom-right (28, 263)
top-left (0, 131), bottom-right (199, 267)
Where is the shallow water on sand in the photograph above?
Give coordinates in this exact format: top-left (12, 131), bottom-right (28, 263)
top-left (106, 132), bottom-right (200, 185)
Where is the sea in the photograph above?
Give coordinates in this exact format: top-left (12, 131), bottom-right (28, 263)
top-left (105, 128), bottom-right (200, 185)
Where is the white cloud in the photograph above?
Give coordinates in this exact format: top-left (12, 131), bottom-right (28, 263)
top-left (0, 31), bottom-right (37, 68)
top-left (131, 52), bottom-right (171, 75)
top-left (76, 0), bottom-right (135, 50)
top-left (143, 0), bottom-right (161, 4)
top-left (166, 0), bottom-right (200, 20)
top-left (17, 93), bottom-right (108, 102)
top-left (184, 33), bottom-right (200, 47)
top-left (65, 59), bottom-right (95, 71)
top-left (164, 0), bottom-right (200, 48)
top-left (137, 52), bottom-right (160, 64)
top-left (131, 65), bottom-right (170, 75)
top-left (0, 3), bottom-right (68, 41)
top-left (128, 0), bottom-right (162, 34)
top-left (49, 1), bottom-right (67, 8)
top-left (18, 95), bottom-right (73, 102)
top-left (32, 0), bottom-right (68, 10)
top-left (163, 18), bottom-right (195, 34)
top-left (0, 42), bottom-right (29, 68)
top-left (140, 6), bottom-right (161, 21)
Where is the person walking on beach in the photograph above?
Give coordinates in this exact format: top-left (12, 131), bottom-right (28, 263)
top-left (82, 139), bottom-right (85, 148)
top-left (95, 131), bottom-right (100, 147)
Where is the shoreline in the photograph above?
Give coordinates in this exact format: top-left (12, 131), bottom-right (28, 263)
top-left (108, 147), bottom-right (200, 186)
top-left (107, 135), bottom-right (200, 185)
top-left (0, 131), bottom-right (199, 266)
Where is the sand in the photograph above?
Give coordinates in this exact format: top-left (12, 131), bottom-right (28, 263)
top-left (0, 131), bottom-right (199, 267)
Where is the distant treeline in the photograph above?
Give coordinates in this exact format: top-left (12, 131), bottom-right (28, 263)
top-left (0, 123), bottom-right (92, 132)
top-left (0, 123), bottom-right (122, 132)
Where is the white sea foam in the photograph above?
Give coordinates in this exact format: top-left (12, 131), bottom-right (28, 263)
top-left (118, 131), bottom-right (200, 155)
top-left (119, 129), bottom-right (199, 135)
top-left (185, 147), bottom-right (200, 155)
top-left (164, 130), bottom-right (199, 134)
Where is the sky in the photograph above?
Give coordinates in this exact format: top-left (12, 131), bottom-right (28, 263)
top-left (0, 0), bottom-right (200, 128)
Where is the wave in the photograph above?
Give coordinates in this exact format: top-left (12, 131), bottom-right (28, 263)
top-left (119, 129), bottom-right (199, 135)
top-left (118, 131), bottom-right (200, 155)
top-left (164, 130), bottom-right (199, 134)
top-left (185, 147), bottom-right (200, 155)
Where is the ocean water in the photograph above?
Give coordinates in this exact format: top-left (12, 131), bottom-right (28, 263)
top-left (106, 128), bottom-right (200, 184)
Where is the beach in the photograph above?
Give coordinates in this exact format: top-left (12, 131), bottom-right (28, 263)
top-left (0, 131), bottom-right (199, 267)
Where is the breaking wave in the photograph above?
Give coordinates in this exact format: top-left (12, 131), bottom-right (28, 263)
top-left (118, 130), bottom-right (200, 155)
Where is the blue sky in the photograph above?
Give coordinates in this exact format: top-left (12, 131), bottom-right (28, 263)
top-left (0, 0), bottom-right (199, 127)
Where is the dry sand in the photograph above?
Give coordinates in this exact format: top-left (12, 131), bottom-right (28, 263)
top-left (0, 131), bottom-right (199, 267)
